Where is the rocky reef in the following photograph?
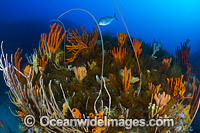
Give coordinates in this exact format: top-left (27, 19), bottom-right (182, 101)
top-left (0, 23), bottom-right (199, 133)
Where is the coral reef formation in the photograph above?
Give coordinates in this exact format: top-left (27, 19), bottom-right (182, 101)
top-left (0, 23), bottom-right (200, 133)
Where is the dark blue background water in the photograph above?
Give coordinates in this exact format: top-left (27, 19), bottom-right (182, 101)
top-left (0, 0), bottom-right (200, 132)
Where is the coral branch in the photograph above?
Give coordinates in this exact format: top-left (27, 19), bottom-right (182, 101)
top-left (186, 63), bottom-right (192, 81)
top-left (38, 54), bottom-right (48, 68)
top-left (175, 41), bottom-right (191, 66)
top-left (167, 75), bottom-right (186, 100)
top-left (39, 23), bottom-right (66, 60)
top-left (117, 32), bottom-right (127, 47)
top-left (132, 38), bottom-right (142, 57)
top-left (148, 83), bottom-right (161, 103)
top-left (0, 42), bottom-right (83, 132)
top-left (122, 66), bottom-right (131, 92)
top-left (14, 48), bottom-right (22, 78)
top-left (162, 58), bottom-right (172, 69)
top-left (66, 25), bottom-right (98, 63)
top-left (154, 92), bottom-right (171, 109)
top-left (110, 47), bottom-right (126, 65)
top-left (190, 79), bottom-right (200, 115)
top-left (151, 42), bottom-right (161, 58)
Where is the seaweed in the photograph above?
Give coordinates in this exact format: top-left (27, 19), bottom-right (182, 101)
top-left (1, 24), bottom-right (199, 133)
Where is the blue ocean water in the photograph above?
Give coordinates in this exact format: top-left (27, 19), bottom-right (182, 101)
top-left (0, 0), bottom-right (200, 132)
top-left (0, 72), bottom-right (21, 133)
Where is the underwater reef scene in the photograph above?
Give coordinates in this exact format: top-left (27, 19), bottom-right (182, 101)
top-left (0, 20), bottom-right (200, 133)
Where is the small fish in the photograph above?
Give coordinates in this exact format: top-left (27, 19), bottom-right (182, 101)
top-left (0, 120), bottom-right (6, 131)
top-left (98, 13), bottom-right (118, 26)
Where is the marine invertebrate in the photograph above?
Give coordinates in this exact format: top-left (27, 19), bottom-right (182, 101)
top-left (167, 75), bottom-right (186, 100)
top-left (185, 79), bottom-right (200, 131)
top-left (183, 105), bottom-right (191, 123)
top-left (132, 37), bottom-right (142, 57)
top-left (120, 69), bottom-right (139, 84)
top-left (72, 108), bottom-right (82, 119)
top-left (167, 75), bottom-right (194, 104)
top-left (38, 54), bottom-right (48, 68)
top-left (151, 42), bottom-right (161, 58)
top-left (110, 47), bottom-right (126, 65)
top-left (148, 83), bottom-right (161, 103)
top-left (39, 23), bottom-right (66, 60)
top-left (32, 52), bottom-right (38, 74)
top-left (190, 77), bottom-right (196, 104)
top-left (190, 79), bottom-right (200, 116)
top-left (0, 18), bottom-right (199, 132)
top-left (66, 25), bottom-right (98, 63)
top-left (14, 48), bottom-right (22, 77)
top-left (38, 66), bottom-right (45, 75)
top-left (122, 66), bottom-right (131, 92)
top-left (53, 51), bottom-right (66, 70)
top-left (186, 63), bottom-right (192, 81)
top-left (23, 65), bottom-right (31, 77)
top-left (175, 40), bottom-right (191, 66)
top-left (154, 92), bottom-right (171, 109)
top-left (87, 61), bottom-right (97, 70)
top-left (73, 66), bottom-right (87, 83)
top-left (111, 0), bottom-right (142, 97)
top-left (37, 23), bottom-right (66, 72)
top-left (148, 103), bottom-right (160, 118)
top-left (162, 58), bottom-right (172, 69)
top-left (62, 102), bottom-right (68, 116)
top-left (90, 111), bottom-right (108, 132)
top-left (117, 32), bottom-right (127, 47)
top-left (25, 49), bottom-right (37, 64)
